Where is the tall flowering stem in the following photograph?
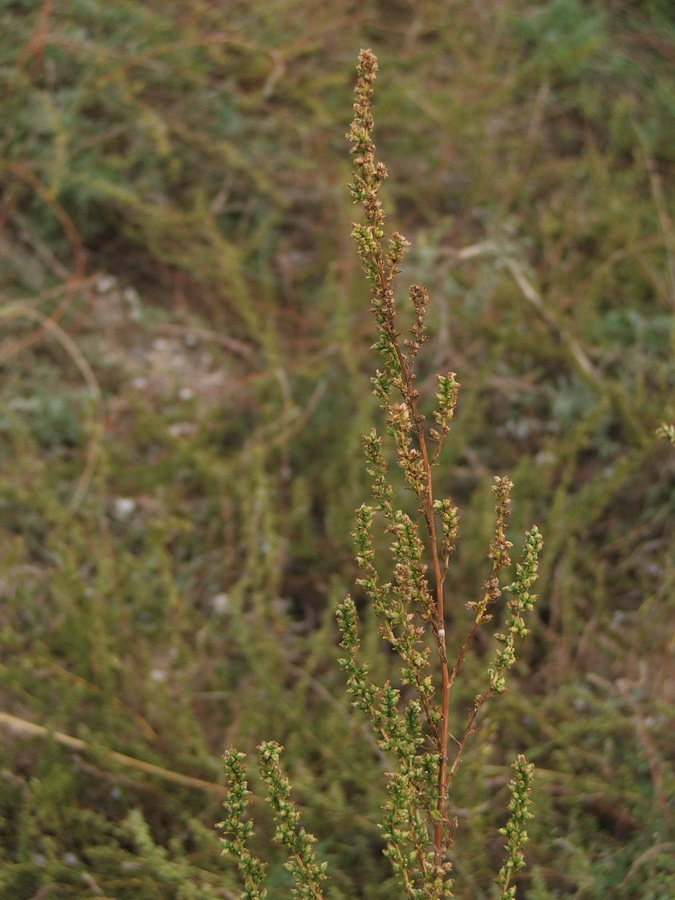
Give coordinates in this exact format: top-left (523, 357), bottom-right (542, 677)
top-left (336, 49), bottom-right (543, 898)
top-left (346, 48), bottom-right (453, 866)
top-left (221, 50), bottom-right (543, 900)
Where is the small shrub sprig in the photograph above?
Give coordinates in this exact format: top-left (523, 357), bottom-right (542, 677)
top-left (219, 49), bottom-right (542, 900)
top-left (219, 749), bottom-right (268, 900)
top-left (219, 744), bottom-right (327, 900)
top-left (495, 755), bottom-right (536, 900)
top-left (257, 741), bottom-right (328, 900)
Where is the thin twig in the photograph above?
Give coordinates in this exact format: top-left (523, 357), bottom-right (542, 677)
top-left (0, 711), bottom-right (228, 797)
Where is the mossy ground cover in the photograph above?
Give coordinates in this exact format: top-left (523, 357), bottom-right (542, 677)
top-left (0, 2), bottom-right (673, 897)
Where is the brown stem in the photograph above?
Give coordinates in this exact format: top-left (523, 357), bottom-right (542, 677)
top-left (368, 195), bottom-right (451, 872)
top-left (390, 313), bottom-right (449, 866)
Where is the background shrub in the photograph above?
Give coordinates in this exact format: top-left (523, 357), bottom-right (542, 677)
top-left (0, 2), bottom-right (673, 897)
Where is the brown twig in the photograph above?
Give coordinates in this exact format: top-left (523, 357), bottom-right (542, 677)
top-left (0, 711), bottom-right (228, 798)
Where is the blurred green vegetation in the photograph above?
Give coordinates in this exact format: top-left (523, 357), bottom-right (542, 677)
top-left (0, 1), bottom-right (673, 897)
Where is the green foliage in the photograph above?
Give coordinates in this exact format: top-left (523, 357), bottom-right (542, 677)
top-left (220, 749), bottom-right (268, 900)
top-left (0, 2), bottom-right (673, 898)
top-left (495, 755), bottom-right (535, 899)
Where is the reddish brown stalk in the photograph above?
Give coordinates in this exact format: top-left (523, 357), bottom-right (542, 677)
top-left (372, 250), bottom-right (450, 864)
top-left (416, 420), bottom-right (450, 865)
top-left (398, 382), bottom-right (449, 861)
top-left (356, 48), bottom-right (452, 868)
